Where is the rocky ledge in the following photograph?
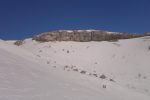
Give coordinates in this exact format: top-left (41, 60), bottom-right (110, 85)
top-left (32, 30), bottom-right (146, 42)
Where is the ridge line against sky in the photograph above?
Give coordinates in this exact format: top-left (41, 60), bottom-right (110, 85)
top-left (0, 0), bottom-right (150, 40)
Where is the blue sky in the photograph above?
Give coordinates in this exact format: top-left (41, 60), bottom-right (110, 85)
top-left (0, 0), bottom-right (150, 40)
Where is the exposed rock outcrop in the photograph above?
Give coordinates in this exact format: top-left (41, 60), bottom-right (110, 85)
top-left (14, 40), bottom-right (25, 46)
top-left (32, 30), bottom-right (145, 42)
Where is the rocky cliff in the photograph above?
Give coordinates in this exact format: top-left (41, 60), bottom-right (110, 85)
top-left (32, 30), bottom-right (144, 42)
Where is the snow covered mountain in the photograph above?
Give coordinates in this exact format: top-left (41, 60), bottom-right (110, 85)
top-left (0, 32), bottom-right (150, 100)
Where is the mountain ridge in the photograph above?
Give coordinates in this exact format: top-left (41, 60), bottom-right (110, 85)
top-left (32, 29), bottom-right (148, 42)
top-left (1, 31), bottom-right (150, 100)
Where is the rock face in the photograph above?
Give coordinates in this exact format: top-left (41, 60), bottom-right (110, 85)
top-left (32, 30), bottom-right (144, 42)
top-left (144, 32), bottom-right (150, 36)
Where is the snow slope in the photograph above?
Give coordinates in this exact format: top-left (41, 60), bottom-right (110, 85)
top-left (0, 36), bottom-right (150, 100)
top-left (21, 36), bottom-right (150, 95)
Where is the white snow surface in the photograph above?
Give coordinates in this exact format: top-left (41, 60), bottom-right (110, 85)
top-left (1, 36), bottom-right (150, 100)
top-left (58, 29), bottom-right (98, 33)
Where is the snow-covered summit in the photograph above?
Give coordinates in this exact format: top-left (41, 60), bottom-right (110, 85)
top-left (1, 34), bottom-right (150, 100)
top-left (57, 29), bottom-right (120, 34)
